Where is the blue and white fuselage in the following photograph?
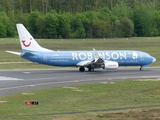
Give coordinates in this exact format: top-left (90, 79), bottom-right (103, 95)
top-left (21, 50), bottom-right (155, 67)
top-left (6, 24), bottom-right (156, 72)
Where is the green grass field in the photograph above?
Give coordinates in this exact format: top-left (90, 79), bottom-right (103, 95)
top-left (0, 37), bottom-right (160, 69)
top-left (0, 80), bottom-right (160, 120)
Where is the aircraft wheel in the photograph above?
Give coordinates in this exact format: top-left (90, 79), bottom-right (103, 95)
top-left (79, 67), bottom-right (85, 72)
top-left (140, 67), bottom-right (144, 71)
top-left (88, 67), bottom-right (94, 72)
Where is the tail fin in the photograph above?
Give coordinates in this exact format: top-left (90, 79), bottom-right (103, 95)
top-left (16, 24), bottom-right (51, 52)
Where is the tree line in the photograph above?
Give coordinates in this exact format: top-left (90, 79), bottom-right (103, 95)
top-left (0, 0), bottom-right (160, 38)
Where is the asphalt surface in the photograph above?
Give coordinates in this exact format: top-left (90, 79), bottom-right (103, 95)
top-left (0, 67), bottom-right (160, 97)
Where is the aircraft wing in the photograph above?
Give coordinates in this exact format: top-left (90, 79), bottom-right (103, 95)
top-left (77, 48), bottom-right (119, 71)
top-left (76, 60), bottom-right (92, 67)
top-left (76, 48), bottom-right (104, 67)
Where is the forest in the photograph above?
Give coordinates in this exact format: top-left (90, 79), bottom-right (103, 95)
top-left (0, 0), bottom-right (160, 38)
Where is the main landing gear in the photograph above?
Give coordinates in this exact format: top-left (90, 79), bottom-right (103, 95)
top-left (88, 67), bottom-right (94, 72)
top-left (79, 67), bottom-right (85, 72)
top-left (79, 66), bottom-right (94, 72)
top-left (88, 65), bottom-right (94, 72)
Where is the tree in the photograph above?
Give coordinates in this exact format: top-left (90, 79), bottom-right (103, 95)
top-left (5, 20), bottom-right (16, 37)
top-left (154, 10), bottom-right (160, 36)
top-left (15, 13), bottom-right (29, 26)
top-left (0, 11), bottom-right (16, 37)
top-left (112, 1), bottom-right (133, 18)
top-left (4, 0), bottom-right (14, 18)
top-left (45, 10), bottom-right (58, 38)
top-left (0, 21), bottom-right (6, 37)
top-left (99, 7), bottom-right (117, 38)
top-left (133, 2), bottom-right (155, 36)
top-left (93, 19), bottom-right (111, 38)
top-left (71, 14), bottom-right (86, 38)
top-left (27, 11), bottom-right (40, 37)
top-left (114, 17), bottom-right (134, 37)
top-left (36, 16), bottom-right (46, 38)
top-left (41, 0), bottom-right (50, 15)
top-left (57, 13), bottom-right (71, 38)
top-left (83, 11), bottom-right (97, 38)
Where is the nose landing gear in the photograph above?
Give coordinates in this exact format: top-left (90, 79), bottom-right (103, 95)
top-left (140, 66), bottom-right (144, 71)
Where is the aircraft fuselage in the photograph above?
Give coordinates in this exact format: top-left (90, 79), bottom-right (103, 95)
top-left (22, 50), bottom-right (155, 67)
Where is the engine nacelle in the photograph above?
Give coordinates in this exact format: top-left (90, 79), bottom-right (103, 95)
top-left (102, 61), bottom-right (119, 70)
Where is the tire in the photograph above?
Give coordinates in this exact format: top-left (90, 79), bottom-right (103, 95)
top-left (79, 67), bottom-right (85, 72)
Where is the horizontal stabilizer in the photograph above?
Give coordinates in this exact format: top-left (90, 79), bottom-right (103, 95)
top-left (6, 51), bottom-right (21, 56)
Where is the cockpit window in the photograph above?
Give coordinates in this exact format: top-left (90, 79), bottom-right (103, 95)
top-left (145, 53), bottom-right (150, 57)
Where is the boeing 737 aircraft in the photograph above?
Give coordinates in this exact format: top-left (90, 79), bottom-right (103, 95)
top-left (6, 24), bottom-right (156, 72)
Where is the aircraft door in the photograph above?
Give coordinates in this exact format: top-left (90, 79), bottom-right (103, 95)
top-left (43, 54), bottom-right (48, 62)
top-left (140, 54), bottom-right (144, 61)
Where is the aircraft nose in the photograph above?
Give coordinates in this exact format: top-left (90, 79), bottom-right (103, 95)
top-left (151, 56), bottom-right (156, 63)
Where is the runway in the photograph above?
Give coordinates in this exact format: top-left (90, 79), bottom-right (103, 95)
top-left (0, 67), bottom-right (160, 97)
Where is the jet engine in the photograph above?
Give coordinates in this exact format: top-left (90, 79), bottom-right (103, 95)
top-left (102, 61), bottom-right (119, 70)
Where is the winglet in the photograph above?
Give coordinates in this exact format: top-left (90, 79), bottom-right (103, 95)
top-left (93, 48), bottom-right (100, 62)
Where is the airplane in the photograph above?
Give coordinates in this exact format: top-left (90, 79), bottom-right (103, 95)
top-left (6, 24), bottom-right (156, 72)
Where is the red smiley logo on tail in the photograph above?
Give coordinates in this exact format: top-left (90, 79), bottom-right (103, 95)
top-left (22, 38), bottom-right (32, 47)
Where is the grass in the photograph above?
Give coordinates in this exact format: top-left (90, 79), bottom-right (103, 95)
top-left (0, 80), bottom-right (160, 119)
top-left (0, 37), bottom-right (160, 69)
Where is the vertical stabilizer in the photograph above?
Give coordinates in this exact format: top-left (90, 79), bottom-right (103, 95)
top-left (16, 24), bottom-right (51, 52)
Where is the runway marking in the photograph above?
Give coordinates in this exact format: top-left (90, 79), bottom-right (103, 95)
top-left (0, 76), bottom-right (23, 81)
top-left (24, 75), bottom-right (96, 81)
top-left (1, 75), bottom-right (159, 91)
top-left (0, 77), bottom-right (114, 91)
top-left (29, 85), bottom-right (35, 87)
top-left (142, 76), bottom-right (160, 78)
top-left (23, 72), bottom-right (31, 74)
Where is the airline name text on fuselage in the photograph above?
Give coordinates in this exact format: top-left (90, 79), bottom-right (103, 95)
top-left (71, 52), bottom-right (138, 60)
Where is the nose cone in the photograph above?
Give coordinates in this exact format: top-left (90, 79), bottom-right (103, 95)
top-left (151, 56), bottom-right (156, 63)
